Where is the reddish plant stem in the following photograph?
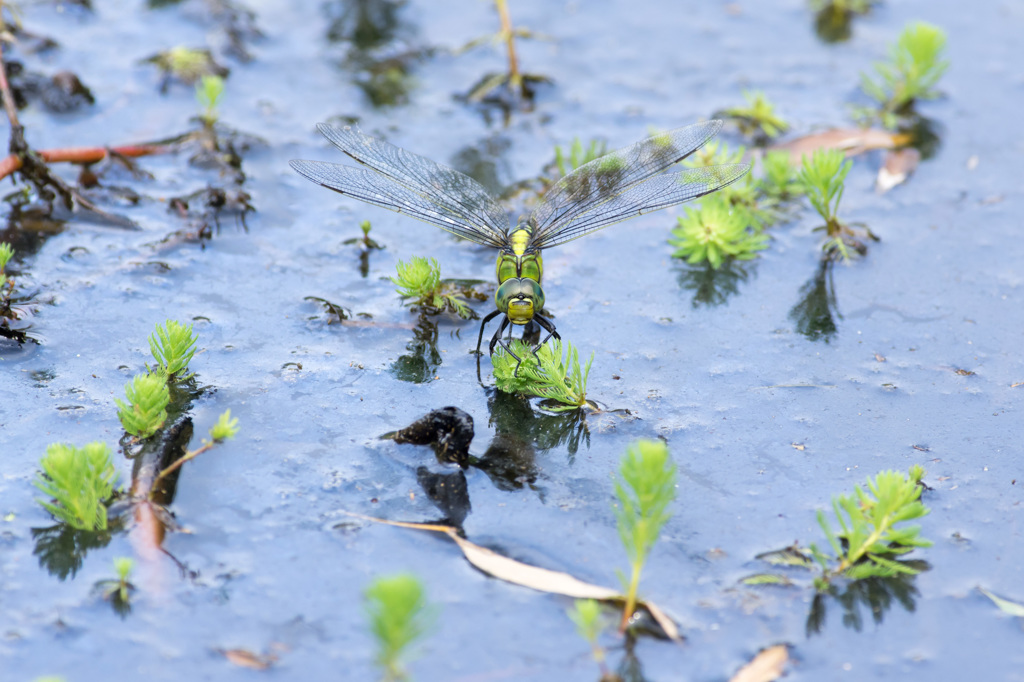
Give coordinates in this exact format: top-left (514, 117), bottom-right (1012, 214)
top-left (0, 144), bottom-right (169, 181)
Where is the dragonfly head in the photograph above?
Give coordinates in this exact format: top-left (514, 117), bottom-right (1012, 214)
top-left (496, 278), bottom-right (544, 326)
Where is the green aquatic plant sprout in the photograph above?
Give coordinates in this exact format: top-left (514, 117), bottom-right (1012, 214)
top-left (614, 439), bottom-right (677, 631)
top-left (670, 194), bottom-right (769, 269)
top-left (149, 319), bottom-right (198, 380)
top-left (195, 74), bottom-right (224, 126)
top-left (491, 338), bottom-right (592, 411)
top-left (858, 21), bottom-right (949, 128)
top-left (810, 465), bottom-right (932, 586)
top-left (391, 256), bottom-right (474, 319)
top-left (567, 599), bottom-right (613, 679)
top-left (796, 149), bottom-right (855, 258)
top-left (719, 90), bottom-right (789, 141)
top-left (760, 150), bottom-right (803, 201)
top-left (153, 409), bottom-right (240, 489)
top-left (365, 573), bottom-right (433, 682)
top-left (34, 442), bottom-right (119, 531)
top-left (98, 557), bottom-right (135, 603)
top-left (0, 241), bottom-right (12, 290)
top-left (115, 372), bottom-right (170, 439)
top-left (554, 137), bottom-right (608, 177)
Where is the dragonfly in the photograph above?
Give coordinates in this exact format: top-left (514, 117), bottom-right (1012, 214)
top-left (290, 121), bottom-right (748, 371)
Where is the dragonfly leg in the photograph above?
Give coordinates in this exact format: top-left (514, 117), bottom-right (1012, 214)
top-left (476, 309), bottom-right (503, 356)
top-left (488, 315), bottom-right (511, 355)
top-left (532, 314), bottom-right (561, 349)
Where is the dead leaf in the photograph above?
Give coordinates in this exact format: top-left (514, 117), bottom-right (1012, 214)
top-left (876, 147), bottom-right (921, 193)
top-left (219, 648), bottom-right (277, 670)
top-left (343, 511), bottom-right (680, 640)
top-left (875, 353), bottom-right (886, 362)
top-left (791, 443), bottom-right (805, 451)
top-left (729, 644), bottom-right (789, 682)
top-left (772, 128), bottom-right (911, 163)
top-left (979, 587), bottom-right (1024, 617)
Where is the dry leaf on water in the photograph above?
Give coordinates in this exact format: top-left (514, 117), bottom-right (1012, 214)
top-left (728, 644), bottom-right (789, 682)
top-left (772, 129), bottom-right (911, 163)
top-left (344, 511), bottom-right (680, 640)
top-left (979, 587), bottom-right (1024, 617)
top-left (218, 648), bottom-right (277, 670)
top-left (876, 147), bottom-right (921, 193)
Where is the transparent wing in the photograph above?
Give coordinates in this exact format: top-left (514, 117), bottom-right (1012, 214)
top-left (290, 160), bottom-right (509, 246)
top-left (302, 124), bottom-right (511, 249)
top-left (528, 120), bottom-right (726, 246)
top-left (530, 164), bottom-right (750, 249)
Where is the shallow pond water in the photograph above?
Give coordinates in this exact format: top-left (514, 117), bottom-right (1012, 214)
top-left (1, 0), bottom-right (1023, 680)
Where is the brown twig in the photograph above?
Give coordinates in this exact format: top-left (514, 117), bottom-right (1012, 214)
top-left (0, 144), bottom-right (168, 181)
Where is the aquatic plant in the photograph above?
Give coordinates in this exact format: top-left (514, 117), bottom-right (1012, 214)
top-left (195, 75), bottom-right (225, 127)
top-left (115, 372), bottom-right (170, 439)
top-left (567, 599), bottom-right (614, 680)
top-left (149, 319), bottom-right (198, 380)
top-left (796, 149), bottom-right (856, 259)
top-left (34, 442), bottom-right (119, 531)
top-left (97, 557), bottom-right (135, 604)
top-left (391, 256), bottom-right (474, 319)
top-left (147, 46), bottom-right (228, 85)
top-left (365, 573), bottom-right (433, 682)
top-left (343, 220), bottom-right (385, 250)
top-left (718, 90), bottom-right (789, 141)
top-left (459, 0), bottom-right (549, 103)
top-left (614, 439), bottom-right (676, 631)
top-left (809, 466), bottom-right (932, 586)
top-left (491, 338), bottom-right (592, 411)
top-left (554, 137), bottom-right (608, 177)
top-left (857, 21), bottom-right (949, 129)
top-left (0, 241), bottom-right (12, 292)
top-left (809, 0), bottom-right (876, 14)
top-left (153, 410), bottom-right (240, 489)
top-left (670, 194), bottom-right (769, 269)
top-left (760, 150), bottom-right (803, 201)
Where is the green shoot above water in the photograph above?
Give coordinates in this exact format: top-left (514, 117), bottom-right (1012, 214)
top-left (670, 194), bottom-right (768, 269)
top-left (149, 319), bottom-right (198, 380)
top-left (195, 75), bottom-right (225, 126)
top-left (0, 241), bottom-right (12, 292)
top-left (365, 574), bottom-right (433, 682)
top-left (98, 557), bottom-right (135, 604)
top-left (491, 338), bottom-right (592, 411)
top-left (554, 137), bottom-right (608, 177)
top-left (614, 439), bottom-right (676, 631)
top-left (34, 442), bottom-right (119, 531)
top-left (796, 149), bottom-right (857, 259)
top-left (810, 465), bottom-right (932, 584)
top-left (115, 372), bottom-right (170, 440)
top-left (719, 90), bottom-right (789, 141)
top-left (152, 409), bottom-right (240, 490)
top-left (858, 21), bottom-right (949, 129)
top-left (567, 599), bottom-right (613, 679)
top-left (391, 256), bottom-right (475, 319)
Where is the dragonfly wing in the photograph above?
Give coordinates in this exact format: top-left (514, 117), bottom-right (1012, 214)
top-left (290, 160), bottom-right (508, 247)
top-left (531, 164), bottom-right (750, 249)
top-left (528, 120), bottom-right (725, 245)
top-left (312, 124), bottom-right (510, 248)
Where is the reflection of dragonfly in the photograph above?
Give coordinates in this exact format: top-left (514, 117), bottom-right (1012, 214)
top-left (290, 121), bottom-right (748, 368)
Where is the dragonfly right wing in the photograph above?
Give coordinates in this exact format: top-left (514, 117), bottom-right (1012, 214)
top-left (294, 124), bottom-right (511, 249)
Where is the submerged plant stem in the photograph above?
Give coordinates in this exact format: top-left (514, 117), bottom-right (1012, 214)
top-left (495, 0), bottom-right (521, 91)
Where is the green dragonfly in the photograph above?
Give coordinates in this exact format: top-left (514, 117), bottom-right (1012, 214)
top-left (290, 121), bottom-right (748, 370)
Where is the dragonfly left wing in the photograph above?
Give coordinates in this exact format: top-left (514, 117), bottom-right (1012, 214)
top-left (312, 124), bottom-right (511, 248)
top-left (530, 164), bottom-right (750, 249)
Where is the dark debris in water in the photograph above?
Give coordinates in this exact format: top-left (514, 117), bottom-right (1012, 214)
top-left (385, 406), bottom-right (475, 466)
